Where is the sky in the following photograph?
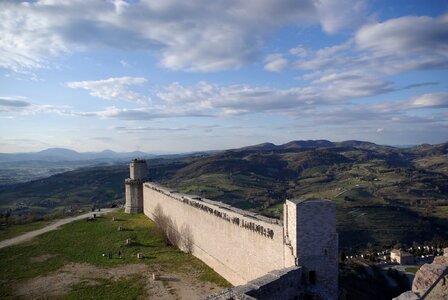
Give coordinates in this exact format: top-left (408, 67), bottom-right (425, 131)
top-left (0, 0), bottom-right (447, 153)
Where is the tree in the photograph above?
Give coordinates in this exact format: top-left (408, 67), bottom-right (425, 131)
top-left (180, 224), bottom-right (194, 254)
top-left (152, 204), bottom-right (179, 248)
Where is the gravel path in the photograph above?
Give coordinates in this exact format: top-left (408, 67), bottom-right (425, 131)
top-left (0, 208), bottom-right (116, 250)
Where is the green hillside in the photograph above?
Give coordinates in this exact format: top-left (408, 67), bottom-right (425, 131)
top-left (159, 142), bottom-right (448, 248)
top-left (1, 140), bottom-right (447, 249)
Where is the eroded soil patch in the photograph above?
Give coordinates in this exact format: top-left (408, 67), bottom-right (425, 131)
top-left (14, 263), bottom-right (220, 299)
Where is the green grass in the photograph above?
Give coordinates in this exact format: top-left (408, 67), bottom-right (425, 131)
top-left (433, 206), bottom-right (448, 218)
top-left (0, 220), bottom-right (49, 242)
top-left (0, 210), bottom-right (230, 298)
top-left (405, 267), bottom-right (419, 274)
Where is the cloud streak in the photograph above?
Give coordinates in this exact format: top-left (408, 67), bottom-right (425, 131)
top-left (264, 54), bottom-right (288, 72)
top-left (0, 97), bottom-right (30, 108)
top-left (66, 77), bottom-right (149, 104)
top-left (0, 96), bottom-right (31, 112)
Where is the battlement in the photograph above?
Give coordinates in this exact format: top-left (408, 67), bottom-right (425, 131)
top-left (125, 178), bottom-right (146, 185)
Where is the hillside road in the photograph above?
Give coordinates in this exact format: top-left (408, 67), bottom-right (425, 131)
top-left (0, 208), bottom-right (116, 250)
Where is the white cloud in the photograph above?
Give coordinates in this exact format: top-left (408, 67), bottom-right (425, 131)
top-left (353, 13), bottom-right (448, 74)
top-left (120, 60), bottom-right (131, 68)
top-left (310, 70), bottom-right (394, 99)
top-left (264, 54), bottom-right (288, 72)
top-left (86, 78), bottom-right (395, 121)
top-left (355, 14), bottom-right (448, 56)
top-left (293, 13), bottom-right (448, 79)
top-left (315, 0), bottom-right (369, 34)
top-left (0, 0), bottom-right (369, 73)
top-left (295, 42), bottom-right (353, 70)
top-left (410, 93), bottom-right (448, 108)
top-left (74, 105), bottom-right (212, 120)
top-left (66, 77), bottom-right (149, 104)
top-left (0, 1), bottom-right (70, 72)
top-left (289, 46), bottom-right (309, 57)
top-left (156, 82), bottom-right (324, 113)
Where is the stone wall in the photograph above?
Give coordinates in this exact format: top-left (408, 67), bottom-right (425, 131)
top-left (203, 266), bottom-right (303, 300)
top-left (141, 180), bottom-right (338, 299)
top-left (143, 182), bottom-right (293, 285)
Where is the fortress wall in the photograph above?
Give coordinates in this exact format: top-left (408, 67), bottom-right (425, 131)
top-left (143, 182), bottom-right (288, 285)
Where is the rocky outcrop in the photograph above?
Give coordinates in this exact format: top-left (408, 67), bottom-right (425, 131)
top-left (412, 262), bottom-right (448, 296)
top-left (434, 256), bottom-right (448, 265)
top-left (392, 290), bottom-right (419, 300)
top-left (393, 255), bottom-right (448, 300)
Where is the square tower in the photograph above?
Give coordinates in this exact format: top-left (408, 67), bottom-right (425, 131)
top-left (125, 159), bottom-right (147, 214)
top-left (284, 198), bottom-right (338, 299)
top-left (130, 159), bottom-right (147, 180)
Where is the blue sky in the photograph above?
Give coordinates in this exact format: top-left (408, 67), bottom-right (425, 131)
top-left (0, 0), bottom-right (447, 153)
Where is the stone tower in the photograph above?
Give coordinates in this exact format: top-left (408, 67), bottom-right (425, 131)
top-left (124, 159), bottom-right (147, 214)
top-left (283, 198), bottom-right (338, 299)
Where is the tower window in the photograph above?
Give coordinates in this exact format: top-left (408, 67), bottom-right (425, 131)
top-left (309, 271), bottom-right (317, 285)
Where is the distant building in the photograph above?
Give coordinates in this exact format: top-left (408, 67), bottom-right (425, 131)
top-left (391, 249), bottom-right (414, 265)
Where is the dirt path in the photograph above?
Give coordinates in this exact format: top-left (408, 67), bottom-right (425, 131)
top-left (0, 208), bottom-right (116, 250)
top-left (14, 262), bottom-right (220, 299)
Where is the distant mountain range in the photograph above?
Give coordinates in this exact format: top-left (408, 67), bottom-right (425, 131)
top-left (236, 139), bottom-right (417, 151)
top-left (1, 140), bottom-right (446, 162)
top-left (0, 148), bottom-right (155, 163)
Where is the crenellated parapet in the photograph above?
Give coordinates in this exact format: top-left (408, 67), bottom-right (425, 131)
top-left (125, 178), bottom-right (146, 185)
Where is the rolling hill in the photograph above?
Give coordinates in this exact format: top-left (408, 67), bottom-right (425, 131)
top-left (1, 140), bottom-right (447, 249)
top-left (159, 140), bottom-right (448, 248)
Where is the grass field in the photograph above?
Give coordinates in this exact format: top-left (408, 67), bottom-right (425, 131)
top-left (0, 210), bottom-right (230, 299)
top-left (0, 220), bottom-right (49, 242)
